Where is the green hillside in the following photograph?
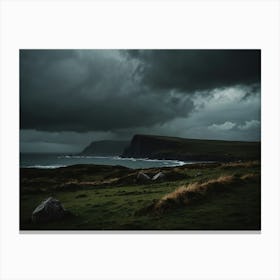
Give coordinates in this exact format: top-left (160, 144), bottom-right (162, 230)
top-left (20, 161), bottom-right (261, 230)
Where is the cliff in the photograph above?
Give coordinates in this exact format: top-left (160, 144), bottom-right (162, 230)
top-left (121, 134), bottom-right (260, 162)
top-left (80, 140), bottom-right (129, 156)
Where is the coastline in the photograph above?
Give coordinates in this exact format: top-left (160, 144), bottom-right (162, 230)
top-left (20, 154), bottom-right (204, 169)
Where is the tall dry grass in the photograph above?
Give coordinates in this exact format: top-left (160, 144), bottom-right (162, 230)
top-left (143, 173), bottom-right (259, 215)
top-left (221, 160), bottom-right (260, 169)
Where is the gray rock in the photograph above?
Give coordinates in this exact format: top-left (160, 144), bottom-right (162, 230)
top-left (32, 197), bottom-right (68, 223)
top-left (136, 172), bottom-right (151, 183)
top-left (152, 172), bottom-right (166, 181)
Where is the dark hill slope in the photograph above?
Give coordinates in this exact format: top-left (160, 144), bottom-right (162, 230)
top-left (122, 134), bottom-right (260, 162)
top-left (80, 140), bottom-right (129, 156)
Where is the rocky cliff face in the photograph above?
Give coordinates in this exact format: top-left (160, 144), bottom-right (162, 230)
top-left (80, 140), bottom-right (129, 156)
top-left (121, 134), bottom-right (261, 162)
top-left (122, 135), bottom-right (183, 159)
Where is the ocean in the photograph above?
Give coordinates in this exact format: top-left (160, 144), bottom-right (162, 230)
top-left (20, 153), bottom-right (201, 169)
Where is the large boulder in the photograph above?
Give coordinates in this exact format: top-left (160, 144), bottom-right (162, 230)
top-left (152, 172), bottom-right (166, 182)
top-left (32, 197), bottom-right (69, 223)
top-left (136, 172), bottom-right (151, 183)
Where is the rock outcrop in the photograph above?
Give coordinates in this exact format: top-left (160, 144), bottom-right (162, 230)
top-left (32, 197), bottom-right (69, 223)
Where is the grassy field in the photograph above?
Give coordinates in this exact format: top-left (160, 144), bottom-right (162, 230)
top-left (20, 161), bottom-right (261, 230)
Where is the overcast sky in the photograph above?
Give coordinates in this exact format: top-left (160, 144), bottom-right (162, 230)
top-left (20, 50), bottom-right (261, 153)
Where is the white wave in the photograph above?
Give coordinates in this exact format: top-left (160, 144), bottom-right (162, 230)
top-left (112, 156), bottom-right (186, 166)
top-left (112, 156), bottom-right (133, 160)
top-left (25, 165), bottom-right (66, 169)
top-left (57, 155), bottom-right (185, 166)
top-left (57, 155), bottom-right (113, 159)
top-left (87, 156), bottom-right (112, 159)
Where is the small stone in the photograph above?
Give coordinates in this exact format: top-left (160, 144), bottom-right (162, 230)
top-left (136, 172), bottom-right (151, 183)
top-left (152, 172), bottom-right (166, 181)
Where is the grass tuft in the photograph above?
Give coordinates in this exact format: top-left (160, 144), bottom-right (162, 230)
top-left (141, 173), bottom-right (259, 215)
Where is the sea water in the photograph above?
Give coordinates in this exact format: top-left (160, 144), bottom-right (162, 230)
top-left (20, 153), bottom-right (201, 169)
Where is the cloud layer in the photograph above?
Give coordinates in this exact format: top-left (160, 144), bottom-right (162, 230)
top-left (126, 50), bottom-right (260, 91)
top-left (21, 50), bottom-right (194, 132)
top-left (20, 50), bottom-right (261, 153)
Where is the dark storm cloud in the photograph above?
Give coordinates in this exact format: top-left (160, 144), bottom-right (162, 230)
top-left (126, 50), bottom-right (260, 92)
top-left (20, 49), bottom-right (261, 153)
top-left (20, 50), bottom-right (194, 132)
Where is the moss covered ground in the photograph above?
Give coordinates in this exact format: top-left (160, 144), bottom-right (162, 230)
top-left (20, 161), bottom-right (261, 230)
